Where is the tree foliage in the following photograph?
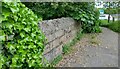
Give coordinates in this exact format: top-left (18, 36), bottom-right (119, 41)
top-left (104, 2), bottom-right (120, 14)
top-left (23, 2), bottom-right (101, 33)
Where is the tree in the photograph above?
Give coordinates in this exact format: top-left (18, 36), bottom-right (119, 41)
top-left (103, 1), bottom-right (120, 23)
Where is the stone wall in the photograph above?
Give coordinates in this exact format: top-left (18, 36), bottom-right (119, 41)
top-left (39, 17), bottom-right (81, 62)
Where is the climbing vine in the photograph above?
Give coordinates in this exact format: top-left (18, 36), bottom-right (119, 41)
top-left (0, 1), bottom-right (46, 68)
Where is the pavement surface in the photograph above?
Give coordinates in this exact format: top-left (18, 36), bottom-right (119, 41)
top-left (56, 27), bottom-right (118, 67)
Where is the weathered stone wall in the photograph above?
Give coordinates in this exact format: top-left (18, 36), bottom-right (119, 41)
top-left (39, 17), bottom-right (81, 62)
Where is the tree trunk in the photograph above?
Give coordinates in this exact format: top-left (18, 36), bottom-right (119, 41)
top-left (108, 2), bottom-right (110, 23)
top-left (108, 14), bottom-right (110, 23)
top-left (113, 17), bottom-right (115, 22)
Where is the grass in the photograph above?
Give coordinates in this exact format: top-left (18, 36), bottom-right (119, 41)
top-left (100, 20), bottom-right (120, 33)
top-left (90, 34), bottom-right (100, 46)
top-left (51, 54), bottom-right (62, 66)
top-left (107, 21), bottom-right (120, 33)
top-left (62, 29), bottom-right (83, 54)
top-left (62, 44), bottom-right (71, 54)
top-left (100, 20), bottom-right (109, 26)
top-left (99, 20), bottom-right (113, 26)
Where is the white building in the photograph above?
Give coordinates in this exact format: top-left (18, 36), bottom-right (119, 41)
top-left (95, 0), bottom-right (104, 8)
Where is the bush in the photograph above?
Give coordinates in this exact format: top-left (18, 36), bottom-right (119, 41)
top-left (23, 2), bottom-right (101, 33)
top-left (0, 2), bottom-right (46, 68)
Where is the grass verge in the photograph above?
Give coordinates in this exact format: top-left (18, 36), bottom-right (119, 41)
top-left (62, 29), bottom-right (83, 54)
top-left (100, 20), bottom-right (120, 33)
top-left (107, 21), bottom-right (120, 33)
top-left (99, 20), bottom-right (113, 26)
top-left (51, 54), bottom-right (62, 66)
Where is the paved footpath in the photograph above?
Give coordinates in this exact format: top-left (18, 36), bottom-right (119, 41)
top-left (56, 27), bottom-right (118, 67)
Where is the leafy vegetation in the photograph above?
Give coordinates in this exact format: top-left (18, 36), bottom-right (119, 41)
top-left (104, 8), bottom-right (120, 14)
top-left (103, 2), bottom-right (120, 14)
top-left (100, 20), bottom-right (120, 33)
top-left (51, 54), bottom-right (62, 66)
top-left (23, 2), bottom-right (101, 33)
top-left (99, 20), bottom-right (112, 26)
top-left (0, 2), bottom-right (47, 68)
top-left (63, 29), bottom-right (83, 54)
top-left (106, 21), bottom-right (120, 33)
top-left (99, 20), bottom-right (108, 26)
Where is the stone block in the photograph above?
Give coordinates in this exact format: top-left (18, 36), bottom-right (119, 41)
top-left (53, 45), bottom-right (62, 58)
top-left (55, 30), bottom-right (64, 38)
top-left (44, 45), bottom-right (62, 62)
top-left (64, 32), bottom-right (75, 44)
top-left (66, 32), bottom-right (72, 38)
top-left (43, 42), bottom-right (53, 54)
top-left (44, 51), bottom-right (53, 63)
top-left (64, 27), bottom-right (72, 33)
top-left (46, 33), bottom-right (56, 42)
top-left (58, 22), bottom-right (65, 29)
top-left (71, 29), bottom-right (77, 37)
top-left (70, 25), bottom-right (76, 30)
top-left (39, 21), bottom-right (56, 35)
top-left (60, 35), bottom-right (67, 44)
top-left (43, 44), bottom-right (50, 54)
top-left (52, 38), bottom-right (60, 48)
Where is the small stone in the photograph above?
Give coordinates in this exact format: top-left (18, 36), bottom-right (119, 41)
top-left (98, 43), bottom-right (101, 46)
top-left (83, 65), bottom-right (86, 67)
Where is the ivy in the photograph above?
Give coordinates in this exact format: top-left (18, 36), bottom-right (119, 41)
top-left (0, 1), bottom-right (46, 68)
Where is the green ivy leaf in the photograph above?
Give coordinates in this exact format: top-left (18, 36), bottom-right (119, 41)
top-left (20, 33), bottom-right (24, 38)
top-left (10, 7), bottom-right (19, 13)
top-left (31, 33), bottom-right (35, 38)
top-left (0, 30), bottom-right (5, 41)
top-left (0, 14), bottom-right (2, 23)
top-left (2, 6), bottom-right (11, 18)
top-left (24, 28), bottom-right (30, 32)
top-left (13, 15), bottom-right (18, 21)
top-left (81, 18), bottom-right (86, 21)
top-left (7, 42), bottom-right (15, 51)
